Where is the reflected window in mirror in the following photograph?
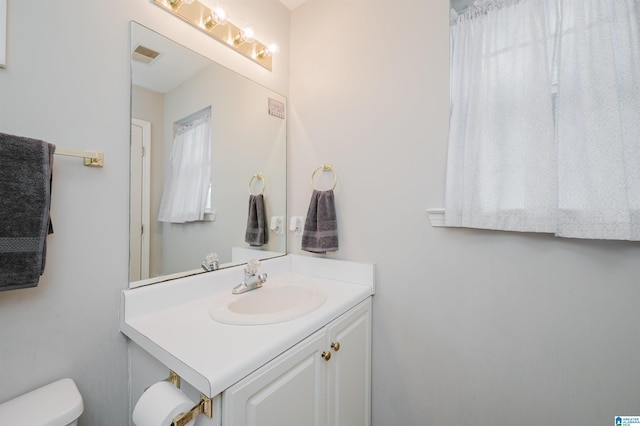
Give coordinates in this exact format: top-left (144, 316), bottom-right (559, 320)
top-left (158, 107), bottom-right (212, 224)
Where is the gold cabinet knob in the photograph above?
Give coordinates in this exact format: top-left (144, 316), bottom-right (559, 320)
top-left (321, 351), bottom-right (332, 361)
top-left (331, 342), bottom-right (340, 352)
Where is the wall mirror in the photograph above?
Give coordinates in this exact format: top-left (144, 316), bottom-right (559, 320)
top-left (129, 22), bottom-right (287, 288)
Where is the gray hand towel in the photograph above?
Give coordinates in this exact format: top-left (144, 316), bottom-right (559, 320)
top-left (244, 194), bottom-right (268, 246)
top-left (0, 133), bottom-right (55, 291)
top-left (302, 190), bottom-right (338, 253)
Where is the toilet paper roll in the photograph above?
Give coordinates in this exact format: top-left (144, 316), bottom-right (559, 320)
top-left (133, 381), bottom-right (194, 426)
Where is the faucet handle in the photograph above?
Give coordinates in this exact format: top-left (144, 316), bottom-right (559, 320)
top-left (245, 259), bottom-right (260, 275)
top-left (202, 252), bottom-right (219, 272)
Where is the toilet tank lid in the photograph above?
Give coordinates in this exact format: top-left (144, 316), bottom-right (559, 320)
top-left (0, 378), bottom-right (84, 425)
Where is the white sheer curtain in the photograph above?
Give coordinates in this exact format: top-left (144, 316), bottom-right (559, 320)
top-left (555, 0), bottom-right (640, 239)
top-left (158, 114), bottom-right (212, 223)
top-left (447, 0), bottom-right (557, 232)
top-left (446, 0), bottom-right (640, 240)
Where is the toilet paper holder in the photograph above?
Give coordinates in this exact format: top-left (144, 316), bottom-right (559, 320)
top-left (162, 370), bottom-right (213, 426)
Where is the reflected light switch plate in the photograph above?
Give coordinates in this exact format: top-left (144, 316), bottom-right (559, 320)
top-left (270, 216), bottom-right (284, 234)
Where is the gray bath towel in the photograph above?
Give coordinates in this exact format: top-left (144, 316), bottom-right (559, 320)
top-left (244, 194), bottom-right (268, 246)
top-left (302, 190), bottom-right (339, 253)
top-left (0, 133), bottom-right (55, 291)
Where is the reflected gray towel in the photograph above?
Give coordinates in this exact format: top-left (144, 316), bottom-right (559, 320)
top-left (244, 194), bottom-right (268, 246)
top-left (0, 133), bottom-right (55, 291)
top-left (302, 190), bottom-right (338, 253)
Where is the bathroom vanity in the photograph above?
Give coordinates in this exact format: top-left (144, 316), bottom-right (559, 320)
top-left (120, 255), bottom-right (374, 425)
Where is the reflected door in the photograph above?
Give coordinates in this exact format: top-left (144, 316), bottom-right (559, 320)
top-left (130, 118), bottom-right (151, 281)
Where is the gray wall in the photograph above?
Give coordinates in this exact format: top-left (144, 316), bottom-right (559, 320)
top-left (288, 0), bottom-right (640, 425)
top-left (0, 0), bottom-right (289, 424)
top-left (2, 0), bottom-right (638, 424)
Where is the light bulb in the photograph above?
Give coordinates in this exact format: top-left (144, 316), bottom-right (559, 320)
top-left (203, 6), bottom-right (228, 30)
top-left (258, 43), bottom-right (279, 58)
top-left (212, 6), bottom-right (228, 25)
top-left (233, 25), bottom-right (255, 46)
top-left (241, 26), bottom-right (255, 43)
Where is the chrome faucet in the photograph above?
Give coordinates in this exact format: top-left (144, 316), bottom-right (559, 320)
top-left (232, 259), bottom-right (267, 294)
top-left (201, 253), bottom-right (219, 272)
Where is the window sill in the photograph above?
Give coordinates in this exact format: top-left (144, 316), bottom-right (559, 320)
top-left (426, 208), bottom-right (445, 227)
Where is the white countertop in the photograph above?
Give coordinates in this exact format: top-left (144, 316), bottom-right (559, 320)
top-left (120, 255), bottom-right (375, 397)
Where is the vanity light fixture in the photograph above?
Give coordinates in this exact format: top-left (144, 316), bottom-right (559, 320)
top-left (257, 43), bottom-right (279, 59)
top-left (154, 0), bottom-right (275, 71)
top-left (166, 0), bottom-right (194, 9)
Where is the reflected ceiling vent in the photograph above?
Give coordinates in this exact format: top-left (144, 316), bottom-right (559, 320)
top-left (132, 45), bottom-right (161, 65)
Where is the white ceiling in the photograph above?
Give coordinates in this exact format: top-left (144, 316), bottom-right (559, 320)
top-left (278, 0), bottom-right (309, 10)
top-left (131, 25), bottom-right (211, 94)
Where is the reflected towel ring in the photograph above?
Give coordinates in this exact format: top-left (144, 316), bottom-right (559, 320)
top-left (249, 173), bottom-right (266, 195)
top-left (311, 164), bottom-right (337, 191)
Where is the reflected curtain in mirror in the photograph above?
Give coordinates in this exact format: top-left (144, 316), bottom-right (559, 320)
top-left (158, 112), bottom-right (212, 223)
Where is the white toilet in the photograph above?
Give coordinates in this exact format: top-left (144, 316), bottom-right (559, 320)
top-left (0, 378), bottom-right (84, 425)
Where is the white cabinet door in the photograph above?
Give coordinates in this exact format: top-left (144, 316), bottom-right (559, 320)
top-left (222, 330), bottom-right (327, 426)
top-left (222, 297), bottom-right (372, 426)
top-left (326, 298), bottom-right (372, 426)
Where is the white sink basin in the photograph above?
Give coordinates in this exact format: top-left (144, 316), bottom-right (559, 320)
top-left (209, 282), bottom-right (326, 325)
